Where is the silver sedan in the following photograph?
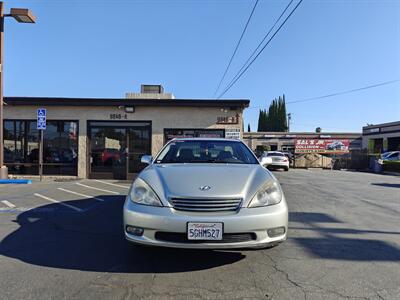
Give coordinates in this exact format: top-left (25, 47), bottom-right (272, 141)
top-left (123, 138), bottom-right (288, 249)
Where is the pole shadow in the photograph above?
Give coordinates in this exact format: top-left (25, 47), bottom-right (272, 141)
top-left (289, 212), bottom-right (400, 261)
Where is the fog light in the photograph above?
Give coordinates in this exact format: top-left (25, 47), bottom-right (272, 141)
top-left (126, 226), bottom-right (144, 236)
top-left (267, 227), bottom-right (286, 237)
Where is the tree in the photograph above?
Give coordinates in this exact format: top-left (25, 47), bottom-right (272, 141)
top-left (257, 95), bottom-right (288, 132)
top-left (315, 127), bottom-right (322, 133)
top-left (247, 123), bottom-right (251, 132)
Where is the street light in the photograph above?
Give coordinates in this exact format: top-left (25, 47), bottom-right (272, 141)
top-left (0, 2), bottom-right (36, 179)
top-left (9, 8), bottom-right (36, 23)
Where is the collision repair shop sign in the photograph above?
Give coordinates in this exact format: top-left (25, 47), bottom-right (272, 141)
top-left (295, 139), bottom-right (350, 154)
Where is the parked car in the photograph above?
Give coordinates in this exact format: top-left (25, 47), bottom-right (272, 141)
top-left (123, 138), bottom-right (288, 249)
top-left (260, 151), bottom-right (289, 171)
top-left (281, 151), bottom-right (294, 163)
top-left (101, 148), bottom-right (121, 165)
top-left (381, 151), bottom-right (400, 161)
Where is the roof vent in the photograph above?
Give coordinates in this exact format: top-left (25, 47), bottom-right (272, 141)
top-left (126, 84), bottom-right (175, 99)
top-left (141, 84), bottom-right (164, 94)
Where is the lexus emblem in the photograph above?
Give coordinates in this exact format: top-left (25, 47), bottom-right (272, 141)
top-left (199, 185), bottom-right (211, 191)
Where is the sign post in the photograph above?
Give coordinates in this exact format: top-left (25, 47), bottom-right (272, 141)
top-left (37, 108), bottom-right (46, 181)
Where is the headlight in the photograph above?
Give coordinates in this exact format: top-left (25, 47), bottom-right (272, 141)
top-left (248, 181), bottom-right (282, 208)
top-left (129, 178), bottom-right (163, 207)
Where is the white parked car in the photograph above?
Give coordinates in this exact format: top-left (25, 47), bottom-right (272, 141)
top-left (260, 151), bottom-right (290, 171)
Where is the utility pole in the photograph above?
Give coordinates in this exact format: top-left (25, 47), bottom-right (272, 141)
top-left (0, 2), bottom-right (5, 179)
top-left (0, 2), bottom-right (36, 179)
top-left (287, 113), bottom-right (292, 132)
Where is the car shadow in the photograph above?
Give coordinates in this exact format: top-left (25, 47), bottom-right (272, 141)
top-left (0, 196), bottom-right (245, 273)
top-left (289, 212), bottom-right (400, 261)
top-left (371, 183), bottom-right (400, 188)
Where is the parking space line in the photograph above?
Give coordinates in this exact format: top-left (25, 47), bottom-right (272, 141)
top-left (34, 193), bottom-right (83, 212)
top-left (58, 188), bottom-right (104, 202)
top-left (75, 182), bottom-right (120, 194)
top-left (1, 200), bottom-right (16, 208)
top-left (94, 179), bottom-right (130, 189)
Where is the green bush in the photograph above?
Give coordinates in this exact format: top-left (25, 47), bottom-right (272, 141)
top-left (256, 145), bottom-right (270, 152)
top-left (383, 160), bottom-right (400, 172)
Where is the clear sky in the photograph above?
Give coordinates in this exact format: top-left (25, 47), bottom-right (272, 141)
top-left (5, 0), bottom-right (400, 132)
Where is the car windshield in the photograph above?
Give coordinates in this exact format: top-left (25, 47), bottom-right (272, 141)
top-left (381, 152), bottom-right (393, 158)
top-left (155, 140), bottom-right (258, 164)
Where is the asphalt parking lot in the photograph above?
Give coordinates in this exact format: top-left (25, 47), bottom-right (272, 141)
top-left (0, 170), bottom-right (399, 300)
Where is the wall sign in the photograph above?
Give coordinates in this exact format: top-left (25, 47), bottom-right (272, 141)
top-left (110, 113), bottom-right (128, 120)
top-left (295, 139), bottom-right (350, 154)
top-left (225, 128), bottom-right (240, 139)
top-left (217, 114), bottom-right (239, 124)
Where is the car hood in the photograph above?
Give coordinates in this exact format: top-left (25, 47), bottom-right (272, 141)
top-left (139, 163), bottom-right (273, 206)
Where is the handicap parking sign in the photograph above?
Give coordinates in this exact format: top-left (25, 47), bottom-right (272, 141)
top-left (37, 108), bottom-right (46, 130)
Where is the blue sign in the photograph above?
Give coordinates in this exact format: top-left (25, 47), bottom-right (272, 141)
top-left (37, 108), bottom-right (46, 130)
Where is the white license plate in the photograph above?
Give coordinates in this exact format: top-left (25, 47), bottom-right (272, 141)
top-left (187, 222), bottom-right (223, 240)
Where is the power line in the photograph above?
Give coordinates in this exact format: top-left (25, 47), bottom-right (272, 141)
top-left (213, 0), bottom-right (259, 97)
top-left (247, 79), bottom-right (400, 109)
top-left (219, 0), bottom-right (295, 98)
top-left (217, 0), bottom-right (304, 99)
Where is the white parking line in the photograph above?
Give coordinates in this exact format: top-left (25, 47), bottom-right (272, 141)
top-left (94, 179), bottom-right (130, 189)
top-left (34, 193), bottom-right (83, 212)
top-left (76, 182), bottom-right (120, 194)
top-left (58, 188), bottom-right (104, 202)
top-left (1, 200), bottom-right (16, 208)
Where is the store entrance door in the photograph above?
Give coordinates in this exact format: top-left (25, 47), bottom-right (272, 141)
top-left (88, 121), bottom-right (151, 180)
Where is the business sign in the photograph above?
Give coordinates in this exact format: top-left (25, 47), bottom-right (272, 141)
top-left (216, 114), bottom-right (239, 124)
top-left (295, 139), bottom-right (350, 154)
top-left (225, 128), bottom-right (240, 139)
top-left (37, 108), bottom-right (46, 130)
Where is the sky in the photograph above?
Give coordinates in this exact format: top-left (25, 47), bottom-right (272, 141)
top-left (5, 0), bottom-right (400, 132)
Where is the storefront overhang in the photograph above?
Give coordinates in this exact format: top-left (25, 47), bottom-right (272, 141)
top-left (4, 97), bottom-right (250, 109)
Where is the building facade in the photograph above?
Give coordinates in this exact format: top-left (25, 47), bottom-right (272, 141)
top-left (362, 121), bottom-right (400, 153)
top-left (3, 87), bottom-right (248, 179)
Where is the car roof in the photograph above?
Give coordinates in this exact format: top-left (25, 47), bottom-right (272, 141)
top-left (171, 138), bottom-right (241, 142)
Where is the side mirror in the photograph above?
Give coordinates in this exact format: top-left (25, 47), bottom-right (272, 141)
top-left (260, 156), bottom-right (272, 166)
top-left (141, 155), bottom-right (153, 165)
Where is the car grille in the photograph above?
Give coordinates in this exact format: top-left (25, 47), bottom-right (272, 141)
top-left (170, 197), bottom-right (242, 212)
top-left (155, 232), bottom-right (256, 244)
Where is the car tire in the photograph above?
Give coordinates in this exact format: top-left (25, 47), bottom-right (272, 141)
top-left (284, 167), bottom-right (289, 171)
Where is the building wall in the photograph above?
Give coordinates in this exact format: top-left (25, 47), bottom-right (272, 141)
top-left (362, 133), bottom-right (400, 151)
top-left (4, 105), bottom-right (243, 178)
top-left (362, 121), bottom-right (400, 152)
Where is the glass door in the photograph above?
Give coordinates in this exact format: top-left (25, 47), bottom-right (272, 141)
top-left (89, 126), bottom-right (127, 179)
top-left (127, 126), bottom-right (151, 180)
top-left (88, 121), bottom-right (151, 180)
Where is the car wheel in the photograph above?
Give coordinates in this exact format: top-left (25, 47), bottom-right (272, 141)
top-left (284, 167), bottom-right (289, 171)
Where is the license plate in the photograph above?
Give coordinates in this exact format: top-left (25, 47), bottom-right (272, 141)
top-left (187, 222), bottom-right (223, 240)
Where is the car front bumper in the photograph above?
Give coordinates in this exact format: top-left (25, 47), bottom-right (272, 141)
top-left (123, 198), bottom-right (288, 249)
top-left (269, 161), bottom-right (289, 168)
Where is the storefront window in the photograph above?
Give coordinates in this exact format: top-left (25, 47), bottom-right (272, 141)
top-left (43, 121), bottom-right (79, 175)
top-left (3, 120), bottom-right (78, 176)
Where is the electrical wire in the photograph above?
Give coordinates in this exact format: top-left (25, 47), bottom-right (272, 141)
top-left (247, 79), bottom-right (400, 109)
top-left (219, 0), bottom-right (295, 98)
top-left (213, 0), bottom-right (259, 97)
top-left (217, 0), bottom-right (304, 99)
